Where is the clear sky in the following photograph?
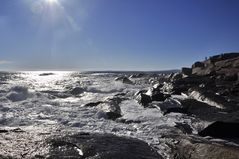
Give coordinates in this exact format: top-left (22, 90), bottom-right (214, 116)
top-left (0, 0), bottom-right (239, 71)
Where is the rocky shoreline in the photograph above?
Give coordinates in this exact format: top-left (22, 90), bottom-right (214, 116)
top-left (134, 53), bottom-right (239, 158)
top-left (0, 53), bottom-right (239, 159)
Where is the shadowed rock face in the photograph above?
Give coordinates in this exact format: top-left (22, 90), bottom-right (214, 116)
top-left (136, 93), bottom-right (152, 107)
top-left (198, 121), bottom-right (239, 139)
top-left (47, 133), bottom-right (163, 159)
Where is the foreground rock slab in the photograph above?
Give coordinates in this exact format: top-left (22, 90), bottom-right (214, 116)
top-left (0, 131), bottom-right (163, 159)
top-left (47, 133), bottom-right (163, 159)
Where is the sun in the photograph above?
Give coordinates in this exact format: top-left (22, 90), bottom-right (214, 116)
top-left (46, 0), bottom-right (58, 4)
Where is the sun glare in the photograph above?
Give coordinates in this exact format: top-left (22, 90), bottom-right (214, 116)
top-left (46, 0), bottom-right (58, 4)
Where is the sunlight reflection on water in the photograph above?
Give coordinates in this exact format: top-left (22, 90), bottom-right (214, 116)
top-left (20, 71), bottom-right (73, 91)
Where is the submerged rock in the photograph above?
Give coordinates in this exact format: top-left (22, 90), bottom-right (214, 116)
top-left (116, 118), bottom-right (142, 124)
top-left (84, 101), bottom-right (103, 107)
top-left (6, 86), bottom-right (29, 102)
top-left (115, 76), bottom-right (133, 84)
top-left (70, 87), bottom-right (84, 95)
top-left (40, 90), bottom-right (71, 98)
top-left (39, 73), bottom-right (54, 76)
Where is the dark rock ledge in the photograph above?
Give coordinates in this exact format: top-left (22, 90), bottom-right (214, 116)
top-left (0, 130), bottom-right (163, 159)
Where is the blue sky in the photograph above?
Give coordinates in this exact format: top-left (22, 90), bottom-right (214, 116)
top-left (0, 0), bottom-right (239, 71)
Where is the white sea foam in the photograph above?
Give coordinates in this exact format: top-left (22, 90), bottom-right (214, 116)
top-left (0, 71), bottom-right (205, 158)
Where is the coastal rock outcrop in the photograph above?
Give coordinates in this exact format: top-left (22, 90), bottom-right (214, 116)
top-left (192, 53), bottom-right (239, 76)
top-left (161, 53), bottom-right (239, 111)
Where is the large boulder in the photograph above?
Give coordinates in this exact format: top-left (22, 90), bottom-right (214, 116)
top-left (145, 88), bottom-right (168, 102)
top-left (188, 88), bottom-right (227, 109)
top-left (136, 93), bottom-right (152, 107)
top-left (152, 98), bottom-right (184, 115)
top-left (96, 97), bottom-right (123, 120)
top-left (180, 99), bottom-right (225, 121)
top-left (192, 61), bottom-right (204, 68)
top-left (171, 73), bottom-right (183, 82)
top-left (181, 67), bottom-right (192, 76)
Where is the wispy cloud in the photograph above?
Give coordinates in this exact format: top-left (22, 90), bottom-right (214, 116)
top-left (0, 60), bottom-right (12, 65)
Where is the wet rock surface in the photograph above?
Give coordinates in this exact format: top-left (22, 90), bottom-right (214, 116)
top-left (48, 132), bottom-right (163, 159)
top-left (0, 130), bottom-right (163, 159)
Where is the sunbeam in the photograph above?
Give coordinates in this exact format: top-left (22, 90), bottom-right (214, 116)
top-left (30, 0), bottom-right (80, 32)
